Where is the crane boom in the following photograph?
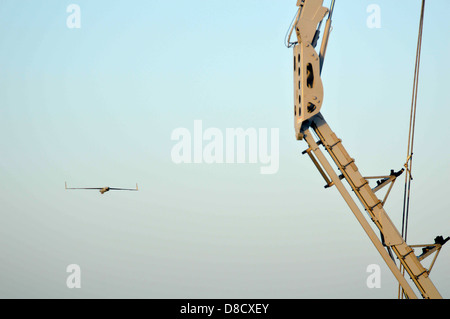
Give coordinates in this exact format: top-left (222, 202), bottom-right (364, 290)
top-left (302, 115), bottom-right (441, 299)
top-left (291, 0), bottom-right (446, 299)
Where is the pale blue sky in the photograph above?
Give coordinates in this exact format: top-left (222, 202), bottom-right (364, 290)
top-left (0, 0), bottom-right (448, 298)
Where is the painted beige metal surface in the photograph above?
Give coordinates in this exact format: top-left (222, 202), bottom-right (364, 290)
top-left (292, 0), bottom-right (443, 299)
top-left (303, 127), bottom-right (418, 299)
top-left (306, 114), bottom-right (442, 299)
top-left (293, 0), bottom-right (328, 140)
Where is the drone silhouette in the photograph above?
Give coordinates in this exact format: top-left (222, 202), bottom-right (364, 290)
top-left (65, 182), bottom-right (138, 194)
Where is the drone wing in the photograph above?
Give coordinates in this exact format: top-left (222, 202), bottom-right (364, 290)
top-left (65, 182), bottom-right (102, 190)
top-left (65, 182), bottom-right (138, 192)
top-left (109, 183), bottom-right (139, 191)
top-left (67, 188), bottom-right (103, 190)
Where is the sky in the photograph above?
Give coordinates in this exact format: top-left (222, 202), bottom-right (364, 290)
top-left (0, 0), bottom-right (448, 299)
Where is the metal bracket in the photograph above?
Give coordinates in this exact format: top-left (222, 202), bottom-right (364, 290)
top-left (303, 147), bottom-right (334, 189)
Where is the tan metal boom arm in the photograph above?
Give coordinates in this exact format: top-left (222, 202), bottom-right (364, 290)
top-left (290, 0), bottom-right (446, 299)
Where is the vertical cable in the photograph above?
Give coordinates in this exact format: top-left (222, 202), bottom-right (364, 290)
top-left (399, 0), bottom-right (426, 300)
